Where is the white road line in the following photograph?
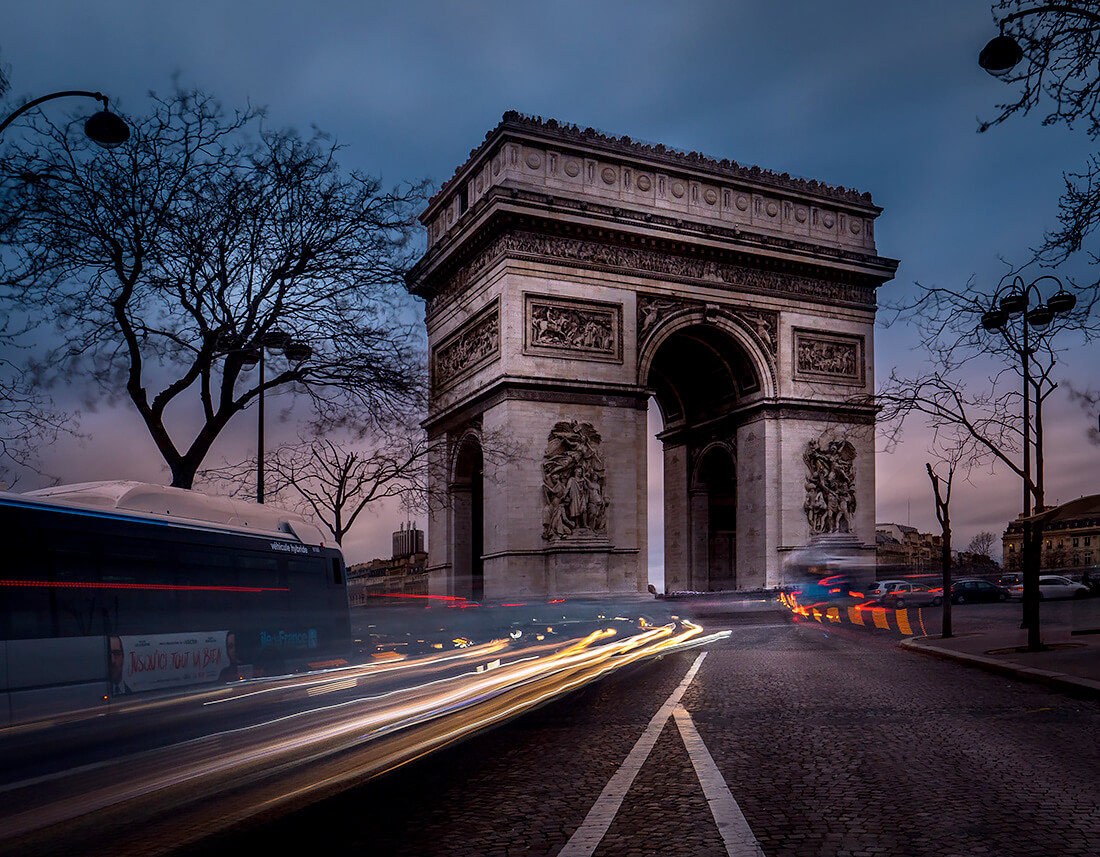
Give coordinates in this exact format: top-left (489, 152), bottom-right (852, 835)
top-left (556, 651), bottom-right (709, 857)
top-left (674, 704), bottom-right (766, 857)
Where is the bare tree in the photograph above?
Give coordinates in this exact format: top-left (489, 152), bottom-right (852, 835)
top-left (0, 357), bottom-right (77, 488)
top-left (1067, 381), bottom-right (1100, 444)
top-left (0, 87), bottom-right (428, 488)
top-left (967, 530), bottom-right (998, 558)
top-left (213, 431), bottom-right (431, 547)
top-left (202, 420), bottom-right (521, 549)
top-left (981, 3), bottom-right (1100, 266)
top-left (922, 429), bottom-right (985, 640)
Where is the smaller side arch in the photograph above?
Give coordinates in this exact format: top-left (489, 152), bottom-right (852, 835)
top-left (449, 427), bottom-right (485, 601)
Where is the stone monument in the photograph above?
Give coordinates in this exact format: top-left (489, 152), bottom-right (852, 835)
top-left (406, 113), bottom-right (896, 598)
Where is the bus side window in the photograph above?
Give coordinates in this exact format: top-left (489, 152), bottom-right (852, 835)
top-left (332, 558), bottom-right (344, 585)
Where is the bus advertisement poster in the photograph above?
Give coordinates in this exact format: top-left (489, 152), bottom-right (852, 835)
top-left (111, 631), bottom-right (238, 694)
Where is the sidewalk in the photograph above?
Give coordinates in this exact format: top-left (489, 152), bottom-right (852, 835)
top-left (901, 626), bottom-right (1100, 699)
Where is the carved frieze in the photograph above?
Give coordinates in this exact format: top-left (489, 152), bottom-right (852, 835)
top-left (524, 294), bottom-right (622, 362)
top-left (424, 231), bottom-right (875, 318)
top-left (793, 329), bottom-right (864, 385)
top-left (542, 420), bottom-right (609, 541)
top-left (432, 300), bottom-right (500, 392)
top-left (803, 436), bottom-right (857, 536)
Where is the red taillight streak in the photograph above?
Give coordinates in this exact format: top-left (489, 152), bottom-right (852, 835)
top-left (0, 579), bottom-right (288, 593)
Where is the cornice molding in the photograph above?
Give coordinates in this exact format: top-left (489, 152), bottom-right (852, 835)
top-left (427, 111), bottom-right (877, 216)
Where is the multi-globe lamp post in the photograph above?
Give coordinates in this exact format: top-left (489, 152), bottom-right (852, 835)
top-left (981, 276), bottom-right (1076, 651)
top-left (978, 19), bottom-right (1084, 650)
top-left (217, 330), bottom-right (313, 504)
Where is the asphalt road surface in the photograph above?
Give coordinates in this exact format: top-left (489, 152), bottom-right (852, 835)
top-left (166, 605), bottom-right (1100, 857)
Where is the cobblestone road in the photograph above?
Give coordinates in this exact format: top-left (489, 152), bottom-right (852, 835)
top-left (175, 609), bottom-right (1100, 857)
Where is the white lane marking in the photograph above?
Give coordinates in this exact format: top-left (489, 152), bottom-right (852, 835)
top-left (556, 652), bottom-right (709, 857)
top-left (674, 704), bottom-right (766, 856)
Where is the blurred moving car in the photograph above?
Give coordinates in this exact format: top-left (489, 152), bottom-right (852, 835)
top-left (879, 582), bottom-right (943, 608)
top-left (1007, 575), bottom-right (1089, 600)
top-left (998, 572), bottom-right (1022, 588)
top-left (867, 580), bottom-right (908, 600)
top-left (950, 579), bottom-right (1011, 604)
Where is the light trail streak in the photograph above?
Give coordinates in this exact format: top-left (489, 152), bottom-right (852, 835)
top-left (0, 617), bottom-right (726, 848)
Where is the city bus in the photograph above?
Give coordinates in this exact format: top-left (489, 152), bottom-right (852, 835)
top-left (0, 481), bottom-right (351, 727)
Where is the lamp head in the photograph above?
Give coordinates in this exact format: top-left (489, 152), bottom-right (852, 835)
top-left (979, 35), bottom-right (1024, 77)
top-left (999, 291), bottom-right (1028, 315)
top-left (284, 341), bottom-right (313, 363)
top-left (84, 109), bottom-right (130, 148)
top-left (1026, 304), bottom-right (1054, 330)
top-left (260, 329), bottom-right (291, 353)
top-left (982, 308), bottom-right (1009, 331)
top-left (239, 347), bottom-right (262, 368)
top-left (1046, 288), bottom-right (1077, 314)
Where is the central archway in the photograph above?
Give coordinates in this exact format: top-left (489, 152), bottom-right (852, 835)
top-left (644, 317), bottom-right (768, 593)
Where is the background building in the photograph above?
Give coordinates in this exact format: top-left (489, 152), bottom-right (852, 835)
top-left (347, 522), bottom-right (429, 605)
top-left (875, 523), bottom-right (935, 572)
top-left (1003, 494), bottom-right (1100, 575)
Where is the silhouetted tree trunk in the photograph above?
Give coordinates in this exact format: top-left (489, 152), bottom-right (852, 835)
top-left (926, 461), bottom-right (955, 639)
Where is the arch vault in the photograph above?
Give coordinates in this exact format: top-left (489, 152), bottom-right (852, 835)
top-left (407, 113), bottom-right (897, 597)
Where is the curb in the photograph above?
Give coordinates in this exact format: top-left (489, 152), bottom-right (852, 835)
top-left (900, 637), bottom-right (1100, 700)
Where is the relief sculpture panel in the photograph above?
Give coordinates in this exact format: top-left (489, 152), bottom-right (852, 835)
top-left (794, 329), bottom-right (864, 384)
top-left (803, 436), bottom-right (857, 536)
top-left (432, 300), bottom-right (500, 391)
top-left (524, 294), bottom-right (622, 362)
top-left (542, 420), bottom-right (609, 540)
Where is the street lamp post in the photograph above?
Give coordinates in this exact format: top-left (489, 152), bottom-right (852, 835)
top-left (0, 90), bottom-right (129, 147)
top-left (981, 275), bottom-right (1076, 651)
top-left (218, 330), bottom-right (313, 504)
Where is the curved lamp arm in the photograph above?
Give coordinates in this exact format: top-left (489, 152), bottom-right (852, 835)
top-left (0, 90), bottom-right (129, 147)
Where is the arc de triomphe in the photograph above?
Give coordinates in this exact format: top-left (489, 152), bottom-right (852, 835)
top-left (406, 113), bottom-right (897, 598)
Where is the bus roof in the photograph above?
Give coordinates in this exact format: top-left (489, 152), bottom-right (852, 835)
top-left (11, 481), bottom-right (330, 547)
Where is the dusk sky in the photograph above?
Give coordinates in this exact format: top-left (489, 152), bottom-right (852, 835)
top-left (3, 1), bottom-right (1098, 577)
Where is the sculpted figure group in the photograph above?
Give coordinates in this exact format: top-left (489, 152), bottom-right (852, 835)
top-left (542, 420), bottom-right (609, 540)
top-left (803, 438), bottom-right (857, 536)
top-left (530, 303), bottom-right (615, 353)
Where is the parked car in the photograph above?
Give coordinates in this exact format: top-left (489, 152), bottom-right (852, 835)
top-left (950, 579), bottom-right (1011, 604)
top-left (1007, 575), bottom-right (1089, 600)
top-left (867, 580), bottom-right (908, 600)
top-left (880, 582), bottom-right (943, 608)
